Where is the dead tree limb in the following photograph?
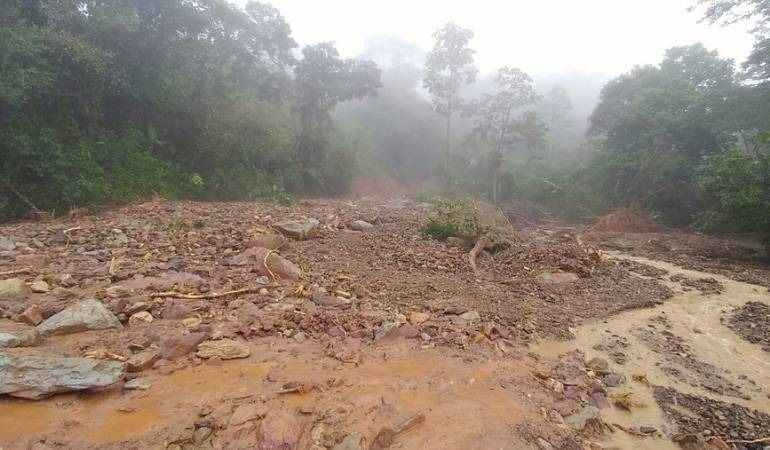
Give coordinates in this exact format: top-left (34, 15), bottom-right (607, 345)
top-left (0, 267), bottom-right (32, 277)
top-left (149, 285), bottom-right (279, 300)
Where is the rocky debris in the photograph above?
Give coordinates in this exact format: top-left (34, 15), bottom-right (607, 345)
top-left (602, 373), bottom-right (625, 387)
top-left (332, 432), bottom-right (363, 450)
top-left (37, 299), bottom-right (122, 336)
top-left (409, 311), bottom-right (430, 325)
top-left (458, 310), bottom-right (481, 323)
top-left (673, 434), bottom-right (731, 450)
top-left (248, 234), bottom-right (287, 250)
top-left (0, 329), bottom-right (40, 348)
top-left (128, 311), bottom-right (154, 326)
top-left (725, 301), bottom-right (770, 352)
top-left (126, 347), bottom-right (160, 372)
top-left (586, 357), bottom-right (610, 375)
top-left (371, 413), bottom-right (426, 450)
top-left (17, 304), bottom-right (44, 326)
top-left (193, 423), bottom-right (214, 445)
top-left (123, 378), bottom-right (151, 390)
top-left (257, 410), bottom-right (300, 450)
top-left (196, 339), bottom-right (250, 360)
top-left (0, 353), bottom-right (124, 399)
top-left (29, 280), bottom-right (50, 293)
top-left (349, 220), bottom-right (374, 231)
top-left (0, 235), bottom-right (15, 251)
top-left (230, 403), bottom-right (268, 426)
top-left (0, 278), bottom-right (32, 301)
top-left (670, 274), bottom-right (723, 295)
top-left (654, 386), bottom-right (770, 445)
top-left (272, 218), bottom-right (320, 240)
top-left (229, 247), bottom-right (302, 280)
top-left (159, 332), bottom-right (209, 360)
top-left (535, 271), bottom-right (579, 284)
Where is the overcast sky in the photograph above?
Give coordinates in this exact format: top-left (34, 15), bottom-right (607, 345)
top-left (233, 0), bottom-right (755, 77)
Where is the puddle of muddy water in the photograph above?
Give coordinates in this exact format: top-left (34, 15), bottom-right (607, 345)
top-left (531, 253), bottom-right (770, 450)
top-left (0, 348), bottom-right (532, 449)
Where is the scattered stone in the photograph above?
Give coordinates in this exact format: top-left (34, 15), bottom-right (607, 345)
top-left (193, 426), bottom-right (213, 445)
top-left (124, 301), bottom-right (150, 315)
top-left (159, 332), bottom-right (209, 360)
top-left (182, 317), bottom-right (202, 329)
top-left (603, 373), bottom-right (625, 387)
top-left (332, 432), bottom-right (363, 450)
top-left (124, 378), bottom-right (152, 390)
top-left (586, 357), bottom-right (610, 375)
top-left (196, 339), bottom-right (250, 360)
top-left (37, 299), bottom-right (122, 336)
top-left (535, 271), bottom-right (579, 284)
top-left (258, 410), bottom-right (300, 450)
top-left (230, 403), bottom-right (268, 426)
top-left (163, 301), bottom-right (194, 320)
top-left (0, 278), bottom-right (32, 301)
top-left (409, 311), bottom-right (430, 325)
top-left (459, 310), bottom-right (481, 323)
top-left (564, 406), bottom-right (600, 431)
top-left (0, 236), bottom-right (15, 251)
top-left (398, 324), bottom-right (420, 338)
top-left (29, 280), bottom-right (50, 293)
top-left (231, 247), bottom-right (302, 281)
top-left (349, 220), bottom-right (374, 231)
top-left (128, 311), bottom-right (154, 326)
top-left (15, 254), bottom-right (48, 268)
top-left (639, 426), bottom-right (657, 434)
top-left (17, 304), bottom-right (44, 326)
top-left (311, 291), bottom-right (349, 307)
top-left (536, 437), bottom-right (555, 450)
top-left (0, 329), bottom-right (40, 348)
top-left (374, 322), bottom-right (399, 340)
top-left (272, 218), bottom-right (320, 240)
top-left (247, 234), bottom-right (287, 250)
top-left (0, 354), bottom-right (124, 399)
top-left (126, 348), bottom-right (160, 372)
top-left (293, 332), bottom-right (307, 343)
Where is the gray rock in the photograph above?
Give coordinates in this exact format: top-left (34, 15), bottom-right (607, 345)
top-left (586, 357), bottom-right (610, 374)
top-left (375, 322), bottom-right (399, 340)
top-left (193, 426), bottom-right (213, 444)
top-left (0, 236), bottom-right (15, 251)
top-left (536, 437), bottom-right (555, 450)
top-left (126, 347), bottom-right (160, 372)
top-left (0, 330), bottom-right (40, 348)
top-left (349, 220), bottom-right (374, 231)
top-left (564, 406), bottom-right (600, 431)
top-left (332, 432), bottom-right (363, 450)
top-left (0, 353), bottom-right (124, 399)
top-left (0, 278), bottom-right (32, 301)
top-left (37, 299), bottom-right (122, 336)
top-left (272, 218), bottom-right (320, 240)
top-left (459, 310), bottom-right (481, 323)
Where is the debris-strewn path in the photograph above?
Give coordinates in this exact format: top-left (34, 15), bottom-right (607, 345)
top-left (0, 199), bottom-right (766, 449)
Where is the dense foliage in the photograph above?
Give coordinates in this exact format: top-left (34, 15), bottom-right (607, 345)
top-left (0, 0), bottom-right (379, 217)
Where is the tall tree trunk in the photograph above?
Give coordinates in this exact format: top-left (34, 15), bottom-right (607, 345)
top-left (491, 162), bottom-right (499, 204)
top-left (444, 101), bottom-right (452, 187)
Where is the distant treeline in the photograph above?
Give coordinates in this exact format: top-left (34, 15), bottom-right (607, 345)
top-left (1, 0), bottom-right (768, 242)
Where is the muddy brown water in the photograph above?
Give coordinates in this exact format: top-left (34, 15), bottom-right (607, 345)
top-left (532, 253), bottom-right (770, 450)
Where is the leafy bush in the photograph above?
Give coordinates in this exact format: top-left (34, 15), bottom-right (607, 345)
top-left (423, 199), bottom-right (482, 240)
top-left (697, 144), bottom-right (770, 245)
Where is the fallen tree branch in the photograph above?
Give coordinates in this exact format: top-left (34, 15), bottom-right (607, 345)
top-left (149, 285), bottom-right (278, 299)
top-left (725, 437), bottom-right (770, 444)
top-left (468, 236), bottom-right (490, 275)
top-left (0, 267), bottom-right (32, 277)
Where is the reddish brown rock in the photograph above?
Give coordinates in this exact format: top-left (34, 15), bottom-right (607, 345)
top-left (258, 410), bottom-right (301, 450)
top-left (158, 332), bottom-right (209, 360)
top-left (17, 304), bottom-right (44, 326)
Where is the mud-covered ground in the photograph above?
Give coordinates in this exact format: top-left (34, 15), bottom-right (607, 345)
top-left (0, 199), bottom-right (768, 450)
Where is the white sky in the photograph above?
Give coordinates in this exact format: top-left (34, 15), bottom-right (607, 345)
top-left (233, 0), bottom-right (755, 77)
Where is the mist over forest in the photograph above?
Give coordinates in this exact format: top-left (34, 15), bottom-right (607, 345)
top-left (1, 0), bottom-right (768, 244)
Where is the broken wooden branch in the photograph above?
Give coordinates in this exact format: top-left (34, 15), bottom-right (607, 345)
top-left (468, 236), bottom-right (490, 274)
top-left (0, 267), bottom-right (32, 277)
top-left (150, 285), bottom-right (278, 300)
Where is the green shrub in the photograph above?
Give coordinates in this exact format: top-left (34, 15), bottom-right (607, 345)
top-left (423, 199), bottom-right (482, 240)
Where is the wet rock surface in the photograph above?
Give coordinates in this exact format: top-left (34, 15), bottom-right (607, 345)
top-left (0, 354), bottom-right (124, 399)
top-left (37, 299), bottom-right (122, 336)
top-left (725, 301), bottom-right (770, 352)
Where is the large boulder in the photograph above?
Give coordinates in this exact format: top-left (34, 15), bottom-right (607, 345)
top-left (272, 218), bottom-right (320, 240)
top-left (0, 353), bottom-right (124, 399)
top-left (37, 299), bottom-right (122, 336)
top-left (0, 278), bottom-right (32, 301)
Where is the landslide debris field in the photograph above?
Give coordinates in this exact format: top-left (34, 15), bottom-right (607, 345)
top-left (0, 199), bottom-right (768, 450)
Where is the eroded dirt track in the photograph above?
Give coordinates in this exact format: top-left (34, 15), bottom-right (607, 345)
top-left (0, 199), bottom-right (767, 449)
